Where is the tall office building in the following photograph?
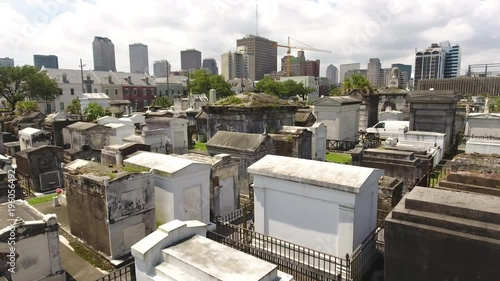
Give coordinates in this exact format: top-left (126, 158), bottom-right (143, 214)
top-left (305, 60), bottom-right (320, 78)
top-left (414, 43), bottom-right (447, 85)
top-left (221, 51), bottom-right (246, 80)
top-left (441, 41), bottom-right (461, 78)
top-left (236, 35), bottom-right (277, 81)
top-left (392, 63), bottom-right (412, 88)
top-left (326, 64), bottom-right (338, 84)
top-left (339, 63), bottom-right (360, 83)
top-left (202, 58), bottom-right (218, 75)
top-left (181, 49), bottom-right (202, 71)
top-left (236, 46), bottom-right (255, 81)
top-left (153, 60), bottom-right (171, 78)
top-left (0, 57), bottom-right (14, 67)
top-left (93, 36), bottom-right (116, 71)
top-left (344, 69), bottom-right (367, 80)
top-left (129, 43), bottom-right (149, 74)
top-left (367, 58), bottom-right (382, 87)
top-left (34, 55), bottom-right (58, 69)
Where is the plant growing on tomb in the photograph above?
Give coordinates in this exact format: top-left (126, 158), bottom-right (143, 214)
top-left (83, 102), bottom-right (105, 122)
top-left (66, 98), bottom-right (81, 114)
top-left (15, 99), bottom-right (39, 116)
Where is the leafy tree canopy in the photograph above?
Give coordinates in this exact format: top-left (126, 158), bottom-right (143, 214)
top-left (66, 98), bottom-right (81, 114)
top-left (15, 100), bottom-right (39, 116)
top-left (151, 96), bottom-right (172, 108)
top-left (256, 77), bottom-right (314, 100)
top-left (0, 65), bottom-right (60, 110)
top-left (188, 70), bottom-right (233, 99)
top-left (341, 74), bottom-right (376, 95)
top-left (329, 84), bottom-right (342, 96)
top-left (83, 103), bottom-right (105, 122)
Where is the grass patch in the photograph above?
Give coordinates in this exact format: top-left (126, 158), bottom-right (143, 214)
top-left (217, 96), bottom-right (245, 106)
top-left (326, 152), bottom-right (352, 165)
top-left (193, 141), bottom-right (207, 151)
top-left (27, 193), bottom-right (57, 205)
top-left (122, 165), bottom-right (150, 173)
top-left (61, 232), bottom-right (114, 272)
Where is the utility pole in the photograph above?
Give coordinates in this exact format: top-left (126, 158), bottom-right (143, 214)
top-left (79, 59), bottom-right (86, 93)
top-left (166, 61), bottom-right (170, 99)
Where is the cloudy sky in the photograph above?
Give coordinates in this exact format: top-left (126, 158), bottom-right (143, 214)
top-left (0, 0), bottom-right (498, 77)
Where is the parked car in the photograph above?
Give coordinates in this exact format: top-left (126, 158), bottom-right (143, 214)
top-left (366, 121), bottom-right (409, 140)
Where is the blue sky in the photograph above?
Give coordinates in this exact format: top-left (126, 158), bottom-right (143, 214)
top-left (0, 0), bottom-right (498, 77)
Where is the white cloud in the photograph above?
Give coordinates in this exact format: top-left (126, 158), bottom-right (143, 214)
top-left (0, 0), bottom-right (499, 77)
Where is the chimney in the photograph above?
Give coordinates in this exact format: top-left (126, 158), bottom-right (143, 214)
top-left (127, 76), bottom-right (132, 84)
top-left (62, 73), bottom-right (68, 83)
top-left (108, 75), bottom-right (112, 84)
top-left (145, 77), bottom-right (149, 85)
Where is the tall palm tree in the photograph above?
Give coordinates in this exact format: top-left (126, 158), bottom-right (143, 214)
top-left (341, 74), bottom-right (376, 95)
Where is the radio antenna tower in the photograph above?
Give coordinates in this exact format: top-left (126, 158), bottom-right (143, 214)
top-left (256, 0), bottom-right (259, 36)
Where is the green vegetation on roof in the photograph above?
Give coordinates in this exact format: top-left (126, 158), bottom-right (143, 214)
top-left (27, 193), bottom-right (57, 205)
top-left (326, 152), bottom-right (352, 165)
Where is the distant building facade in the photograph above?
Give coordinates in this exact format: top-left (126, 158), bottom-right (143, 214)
top-left (237, 35), bottom-right (277, 80)
top-left (344, 69), bottom-right (367, 80)
top-left (221, 51), bottom-right (246, 81)
top-left (0, 57), bottom-right (14, 67)
top-left (93, 36), bottom-right (116, 72)
top-left (34, 55), bottom-right (58, 69)
top-left (153, 60), bottom-right (171, 78)
top-left (367, 58), bottom-right (382, 87)
top-left (129, 43), bottom-right (149, 74)
top-left (417, 76), bottom-right (500, 96)
top-left (326, 64), bottom-right (338, 83)
top-left (202, 58), bottom-right (218, 75)
top-left (414, 43), bottom-right (447, 85)
top-left (181, 49), bottom-right (202, 71)
top-left (339, 63), bottom-right (360, 83)
top-left (442, 41), bottom-right (461, 78)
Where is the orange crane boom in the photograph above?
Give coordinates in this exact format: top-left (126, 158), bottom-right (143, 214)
top-left (273, 36), bottom-right (332, 77)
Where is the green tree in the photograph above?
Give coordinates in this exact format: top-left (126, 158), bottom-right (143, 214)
top-left (256, 77), bottom-right (313, 99)
top-left (66, 98), bottom-right (81, 114)
top-left (256, 76), bottom-right (284, 96)
top-left (151, 96), bottom-right (172, 108)
top-left (282, 80), bottom-right (314, 100)
top-left (0, 65), bottom-right (60, 110)
top-left (15, 100), bottom-right (39, 116)
top-left (188, 70), bottom-right (233, 99)
top-left (83, 103), bottom-right (105, 122)
top-left (209, 75), bottom-right (233, 98)
top-left (329, 84), bottom-right (341, 96)
top-left (341, 74), bottom-right (376, 95)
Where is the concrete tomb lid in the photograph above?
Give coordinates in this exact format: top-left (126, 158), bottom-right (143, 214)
top-left (248, 155), bottom-right (383, 193)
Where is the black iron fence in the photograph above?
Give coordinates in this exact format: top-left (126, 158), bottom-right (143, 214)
top-left (350, 228), bottom-right (383, 281)
top-left (95, 263), bottom-right (135, 281)
top-left (208, 221), bottom-right (349, 281)
top-left (216, 203), bottom-right (254, 226)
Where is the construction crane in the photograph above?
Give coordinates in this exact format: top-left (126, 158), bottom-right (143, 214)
top-left (274, 36), bottom-right (332, 77)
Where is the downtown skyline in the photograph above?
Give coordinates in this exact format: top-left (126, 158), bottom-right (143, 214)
top-left (0, 0), bottom-right (497, 77)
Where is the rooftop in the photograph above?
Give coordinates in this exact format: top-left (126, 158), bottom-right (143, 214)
top-left (206, 131), bottom-right (272, 153)
top-left (164, 234), bottom-right (278, 280)
top-left (18, 127), bottom-right (42, 135)
top-left (313, 96), bottom-right (363, 106)
top-left (124, 151), bottom-right (210, 177)
top-left (248, 155), bottom-right (383, 193)
top-left (66, 122), bottom-right (98, 131)
top-left (80, 93), bottom-right (110, 100)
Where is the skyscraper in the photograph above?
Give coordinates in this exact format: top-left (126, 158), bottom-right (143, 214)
top-left (367, 58), bottom-right (382, 87)
top-left (441, 41), bottom-right (461, 78)
top-left (181, 49), bottom-right (202, 71)
top-left (93, 36), bottom-right (116, 72)
top-left (221, 51), bottom-right (246, 80)
top-left (202, 58), bottom-right (218, 75)
top-left (339, 63), bottom-right (360, 83)
top-left (34, 55), bottom-right (58, 69)
top-left (326, 64), bottom-right (338, 84)
top-left (305, 60), bottom-right (320, 78)
top-left (414, 43), bottom-right (447, 85)
top-left (153, 60), bottom-right (171, 78)
top-left (129, 43), bottom-right (149, 74)
top-left (236, 35), bottom-right (277, 80)
top-left (0, 57), bottom-right (14, 67)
